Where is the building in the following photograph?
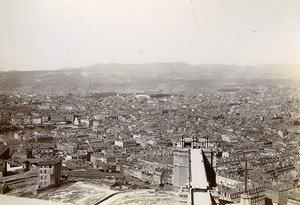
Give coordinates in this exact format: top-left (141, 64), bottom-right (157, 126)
top-left (90, 153), bottom-right (117, 171)
top-left (123, 140), bottom-right (138, 150)
top-left (176, 137), bottom-right (209, 149)
top-left (0, 144), bottom-right (10, 176)
top-left (32, 117), bottom-right (42, 125)
top-left (173, 136), bottom-right (218, 204)
top-left (90, 153), bottom-right (106, 169)
top-left (221, 134), bottom-right (239, 143)
top-left (135, 94), bottom-right (150, 99)
top-left (287, 192), bottom-right (300, 205)
top-left (217, 174), bottom-right (243, 189)
top-left (114, 139), bottom-right (137, 150)
top-left (219, 184), bottom-right (265, 205)
top-left (239, 192), bottom-right (265, 205)
top-left (265, 181), bottom-right (298, 205)
top-left (38, 160), bottom-right (62, 188)
top-left (173, 148), bottom-right (189, 191)
top-left (287, 126), bottom-right (300, 135)
top-left (173, 137), bottom-right (217, 189)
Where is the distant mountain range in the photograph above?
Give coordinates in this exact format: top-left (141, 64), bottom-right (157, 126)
top-left (0, 63), bottom-right (299, 94)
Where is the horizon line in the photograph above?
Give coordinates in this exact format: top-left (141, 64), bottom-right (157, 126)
top-left (1, 62), bottom-right (299, 72)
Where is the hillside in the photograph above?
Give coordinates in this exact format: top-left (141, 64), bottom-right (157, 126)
top-left (0, 63), bottom-right (299, 94)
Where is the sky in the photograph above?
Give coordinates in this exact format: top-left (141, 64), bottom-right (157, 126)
top-left (0, 0), bottom-right (300, 71)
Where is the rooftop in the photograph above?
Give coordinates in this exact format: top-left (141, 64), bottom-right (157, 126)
top-left (39, 159), bottom-right (61, 166)
top-left (0, 144), bottom-right (9, 156)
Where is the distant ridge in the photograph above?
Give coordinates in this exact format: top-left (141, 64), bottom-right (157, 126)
top-left (59, 67), bottom-right (76, 71)
top-left (0, 62), bottom-right (299, 93)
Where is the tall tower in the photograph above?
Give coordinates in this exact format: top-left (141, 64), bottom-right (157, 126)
top-left (173, 148), bottom-right (190, 191)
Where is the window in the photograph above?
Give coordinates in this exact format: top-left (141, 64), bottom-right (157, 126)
top-left (44, 170), bottom-right (46, 174)
top-left (49, 165), bottom-right (52, 168)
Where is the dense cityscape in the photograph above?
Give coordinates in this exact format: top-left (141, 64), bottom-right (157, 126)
top-left (1, 78), bottom-right (300, 204)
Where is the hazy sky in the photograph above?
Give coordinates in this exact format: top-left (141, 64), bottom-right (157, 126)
top-left (0, 0), bottom-right (300, 71)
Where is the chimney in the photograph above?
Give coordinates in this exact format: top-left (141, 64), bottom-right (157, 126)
top-left (244, 161), bottom-right (248, 194)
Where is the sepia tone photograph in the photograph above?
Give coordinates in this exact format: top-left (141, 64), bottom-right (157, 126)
top-left (0, 0), bottom-right (300, 204)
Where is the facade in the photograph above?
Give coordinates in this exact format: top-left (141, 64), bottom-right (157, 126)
top-left (221, 134), bottom-right (239, 143)
top-left (173, 137), bottom-right (217, 191)
top-left (90, 154), bottom-right (116, 171)
top-left (0, 145), bottom-right (10, 176)
top-left (173, 148), bottom-right (189, 190)
top-left (222, 186), bottom-right (265, 205)
top-left (217, 174), bottom-right (243, 188)
top-left (38, 160), bottom-right (62, 188)
top-left (240, 193), bottom-right (264, 205)
top-left (287, 192), bottom-right (300, 205)
top-left (265, 179), bottom-right (299, 205)
top-left (90, 153), bottom-right (106, 168)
